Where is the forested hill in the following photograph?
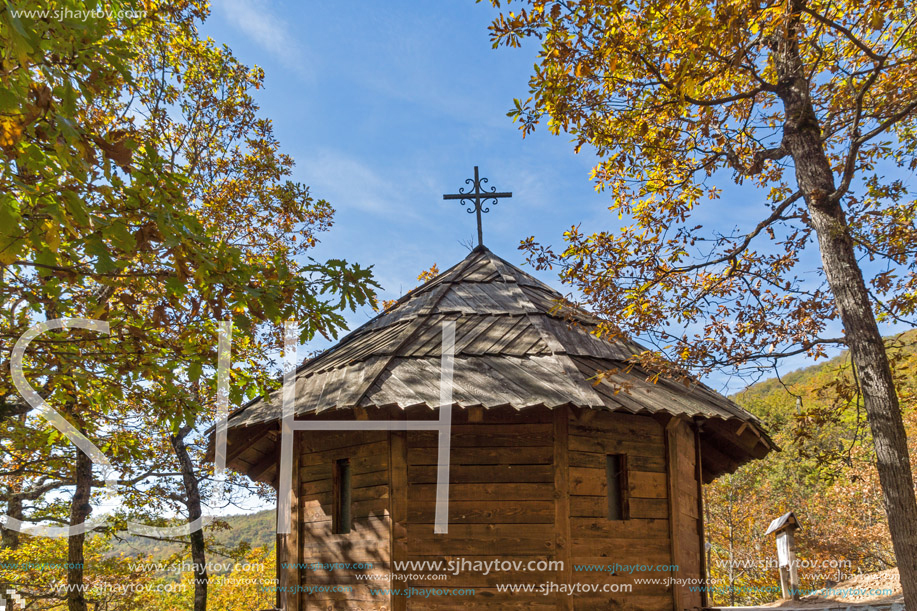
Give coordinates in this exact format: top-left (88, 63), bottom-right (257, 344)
top-left (108, 508), bottom-right (275, 561)
top-left (706, 330), bottom-right (917, 606)
top-left (733, 331), bottom-right (912, 430)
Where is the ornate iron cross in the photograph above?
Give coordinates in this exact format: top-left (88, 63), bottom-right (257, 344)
top-left (443, 166), bottom-right (512, 247)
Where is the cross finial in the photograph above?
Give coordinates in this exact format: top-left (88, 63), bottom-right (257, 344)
top-left (442, 166), bottom-right (512, 247)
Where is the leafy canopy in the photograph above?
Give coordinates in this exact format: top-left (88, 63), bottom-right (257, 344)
top-left (488, 0), bottom-right (917, 376)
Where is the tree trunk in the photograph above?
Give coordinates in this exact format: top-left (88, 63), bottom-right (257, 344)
top-left (171, 429), bottom-right (208, 611)
top-left (0, 492), bottom-right (21, 607)
top-left (2, 415), bottom-right (26, 550)
top-left (774, 5), bottom-right (917, 605)
top-left (68, 450), bottom-right (92, 611)
top-left (0, 397), bottom-right (29, 427)
top-left (1, 493), bottom-right (22, 550)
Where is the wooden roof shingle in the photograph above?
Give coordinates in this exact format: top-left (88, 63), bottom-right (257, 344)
top-left (226, 245), bottom-right (776, 478)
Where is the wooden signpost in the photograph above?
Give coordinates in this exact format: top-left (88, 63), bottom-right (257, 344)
top-left (765, 511), bottom-right (802, 600)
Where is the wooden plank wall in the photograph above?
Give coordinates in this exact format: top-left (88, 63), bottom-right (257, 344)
top-left (399, 406), bottom-right (558, 610)
top-left (289, 406), bottom-right (698, 611)
top-left (568, 408), bottom-right (675, 611)
top-left (298, 429), bottom-right (393, 610)
top-left (665, 417), bottom-right (704, 610)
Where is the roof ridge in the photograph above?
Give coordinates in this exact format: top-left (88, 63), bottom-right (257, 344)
top-left (297, 249), bottom-right (488, 371)
top-left (468, 249), bottom-right (608, 408)
top-left (483, 249), bottom-right (563, 295)
top-left (345, 250), bottom-right (486, 410)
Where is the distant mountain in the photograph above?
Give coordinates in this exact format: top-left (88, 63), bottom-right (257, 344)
top-left (108, 508), bottom-right (275, 562)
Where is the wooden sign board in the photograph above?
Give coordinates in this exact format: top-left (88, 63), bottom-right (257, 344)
top-left (776, 530), bottom-right (790, 567)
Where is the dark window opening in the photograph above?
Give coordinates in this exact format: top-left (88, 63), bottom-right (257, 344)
top-left (332, 458), bottom-right (352, 534)
top-left (606, 454), bottom-right (629, 520)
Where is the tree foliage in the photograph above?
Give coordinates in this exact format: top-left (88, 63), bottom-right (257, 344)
top-left (486, 0), bottom-right (917, 601)
top-left (488, 0), bottom-right (917, 374)
top-left (706, 332), bottom-right (917, 605)
top-left (1, 0), bottom-right (377, 607)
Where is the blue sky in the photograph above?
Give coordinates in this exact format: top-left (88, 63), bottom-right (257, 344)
top-left (201, 5), bottom-right (617, 325)
top-left (204, 0), bottom-right (605, 288)
top-left (198, 0), bottom-right (901, 394)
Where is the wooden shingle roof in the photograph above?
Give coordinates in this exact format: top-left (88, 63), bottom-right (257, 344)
top-left (227, 246), bottom-right (775, 477)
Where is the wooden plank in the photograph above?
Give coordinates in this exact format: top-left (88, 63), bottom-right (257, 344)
top-left (665, 417), bottom-right (684, 611)
top-left (226, 422), bottom-right (276, 464)
top-left (301, 454), bottom-right (388, 482)
top-left (302, 469), bottom-right (387, 496)
top-left (407, 594), bottom-right (555, 610)
top-left (569, 517), bottom-right (669, 540)
top-left (302, 541), bottom-right (391, 563)
top-left (572, 572), bottom-right (676, 591)
top-left (568, 467), bottom-right (667, 499)
top-left (407, 500), bottom-right (554, 524)
top-left (301, 497), bottom-right (390, 523)
top-left (306, 564), bottom-right (379, 583)
top-left (570, 496), bottom-right (668, 519)
top-left (402, 532), bottom-right (555, 556)
top-left (569, 466), bottom-right (605, 496)
top-left (407, 445), bottom-right (553, 465)
top-left (403, 522), bottom-right (556, 555)
top-left (572, 550), bottom-right (673, 567)
top-left (695, 423), bottom-right (709, 608)
top-left (301, 440), bottom-right (390, 466)
top-left (351, 498), bottom-right (390, 519)
top-left (300, 462), bottom-right (332, 483)
top-left (302, 542), bottom-right (390, 561)
top-left (293, 432), bottom-right (303, 611)
top-left (354, 469), bottom-right (390, 488)
top-left (402, 565), bottom-right (556, 588)
top-left (573, 594), bottom-right (674, 611)
top-left (302, 517), bottom-right (391, 552)
top-left (279, 432), bottom-right (301, 611)
top-left (554, 406), bottom-right (573, 611)
top-left (301, 429), bottom-right (387, 453)
top-left (301, 498), bottom-right (330, 523)
top-left (300, 584), bottom-right (389, 603)
top-left (444, 404), bottom-right (554, 425)
top-left (390, 429), bottom-right (407, 611)
top-left (409, 424), bottom-right (552, 448)
top-left (408, 482), bottom-right (554, 501)
top-left (247, 448), bottom-right (278, 483)
top-left (626, 497), bottom-right (669, 518)
top-left (678, 484), bottom-right (700, 519)
top-left (408, 464), bottom-right (553, 484)
top-left (632, 471), bottom-right (668, 499)
top-left (568, 434), bottom-right (664, 457)
top-left (568, 410), bottom-right (663, 439)
top-left (301, 518), bottom-right (332, 551)
top-left (570, 536), bottom-right (672, 558)
top-left (303, 484), bottom-right (390, 506)
top-left (568, 450), bottom-right (665, 473)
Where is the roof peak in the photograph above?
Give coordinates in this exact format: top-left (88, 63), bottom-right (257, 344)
top-left (225, 244), bottom-right (775, 476)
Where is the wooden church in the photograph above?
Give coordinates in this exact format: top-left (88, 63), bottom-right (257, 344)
top-left (221, 170), bottom-right (775, 611)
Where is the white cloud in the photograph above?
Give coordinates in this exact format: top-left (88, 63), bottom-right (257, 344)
top-left (301, 151), bottom-right (398, 215)
top-left (214, 0), bottom-right (311, 77)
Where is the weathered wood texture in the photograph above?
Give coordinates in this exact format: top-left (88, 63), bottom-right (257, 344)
top-left (298, 423), bottom-right (392, 610)
top-left (568, 408), bottom-right (676, 611)
top-left (285, 404), bottom-right (713, 610)
top-left (219, 246), bottom-right (775, 610)
top-left (226, 246), bottom-right (774, 482)
top-left (401, 407), bottom-right (557, 610)
top-left (279, 432), bottom-right (302, 611)
top-left (665, 417), bottom-right (704, 610)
